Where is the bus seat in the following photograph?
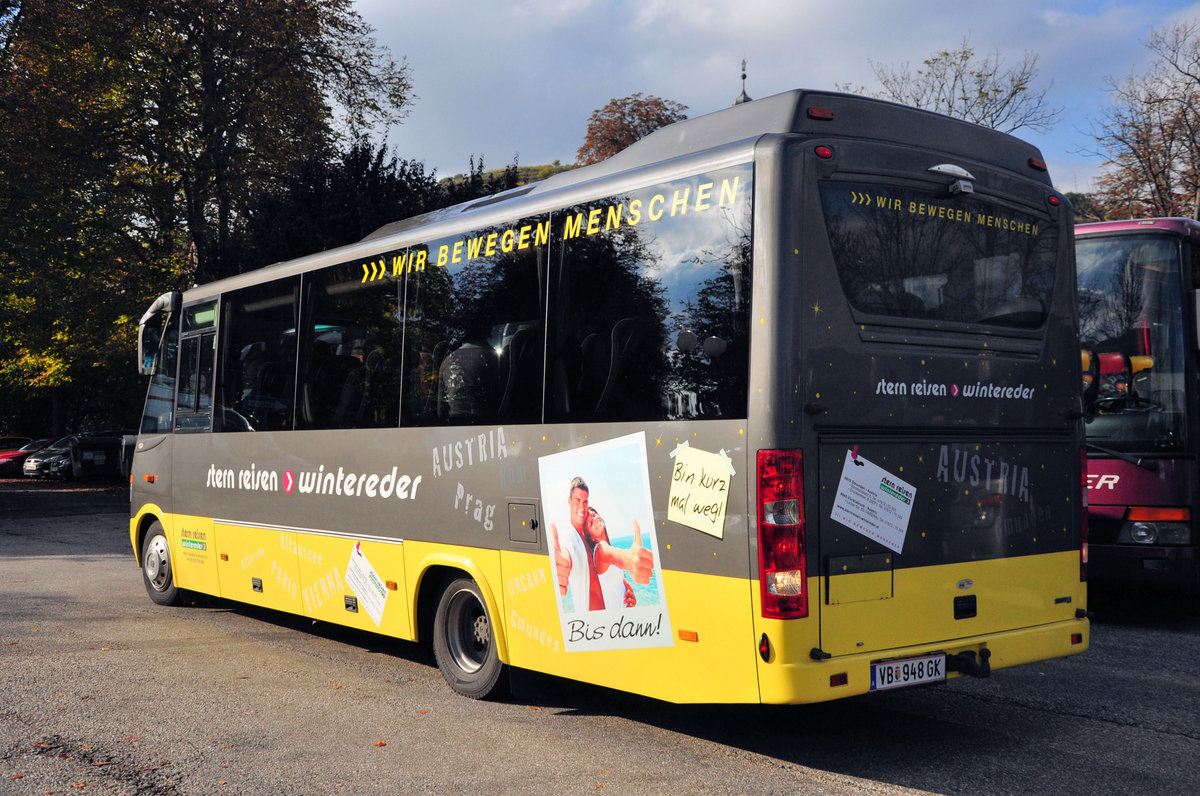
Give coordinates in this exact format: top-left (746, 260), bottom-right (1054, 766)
top-left (497, 328), bottom-right (536, 418)
top-left (437, 342), bottom-right (498, 421)
top-left (330, 359), bottom-right (367, 427)
top-left (310, 354), bottom-right (362, 427)
top-left (596, 318), bottom-right (643, 413)
top-left (1097, 352), bottom-right (1129, 399)
top-left (1081, 349), bottom-right (1096, 400)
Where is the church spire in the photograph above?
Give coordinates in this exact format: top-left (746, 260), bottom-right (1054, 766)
top-left (733, 59), bottom-right (752, 105)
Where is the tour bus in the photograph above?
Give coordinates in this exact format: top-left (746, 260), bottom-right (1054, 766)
top-left (131, 88), bottom-right (1088, 704)
top-left (1077, 218), bottom-right (1200, 593)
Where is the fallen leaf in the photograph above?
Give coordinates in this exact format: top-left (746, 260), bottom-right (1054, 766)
top-left (79, 745), bottom-right (93, 751)
top-left (374, 741), bottom-right (386, 747)
top-left (416, 709), bottom-right (429, 715)
top-left (332, 685), bottom-right (342, 690)
top-left (10, 773), bottom-right (22, 780)
top-left (91, 762), bottom-right (112, 767)
top-left (528, 706), bottom-right (543, 711)
top-left (31, 743), bottom-right (51, 749)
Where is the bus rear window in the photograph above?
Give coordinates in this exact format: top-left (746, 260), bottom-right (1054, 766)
top-left (819, 181), bottom-right (1057, 329)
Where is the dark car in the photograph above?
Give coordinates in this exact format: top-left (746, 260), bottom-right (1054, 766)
top-left (0, 438), bottom-right (55, 476)
top-left (22, 433), bottom-right (126, 480)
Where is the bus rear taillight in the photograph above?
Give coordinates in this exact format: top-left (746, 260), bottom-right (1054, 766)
top-left (757, 449), bottom-right (807, 619)
top-left (1080, 448), bottom-right (1088, 582)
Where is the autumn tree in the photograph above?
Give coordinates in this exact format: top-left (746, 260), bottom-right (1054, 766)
top-left (844, 36), bottom-right (1061, 134)
top-left (0, 0), bottom-right (413, 433)
top-left (0, 0), bottom-right (182, 432)
top-left (576, 93), bottom-right (688, 165)
top-left (1089, 20), bottom-right (1200, 219)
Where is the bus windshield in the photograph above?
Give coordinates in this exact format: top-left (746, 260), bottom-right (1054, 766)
top-left (1077, 234), bottom-right (1187, 452)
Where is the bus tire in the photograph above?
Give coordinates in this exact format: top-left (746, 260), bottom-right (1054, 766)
top-left (432, 577), bottom-right (506, 699)
top-left (141, 521), bottom-right (181, 606)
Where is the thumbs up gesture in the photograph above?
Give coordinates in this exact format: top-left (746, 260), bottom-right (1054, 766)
top-left (626, 519), bottom-right (654, 585)
top-left (550, 523), bottom-right (571, 595)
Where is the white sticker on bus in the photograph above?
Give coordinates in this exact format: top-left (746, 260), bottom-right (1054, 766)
top-left (345, 542), bottom-right (387, 627)
top-left (830, 449), bottom-right (916, 554)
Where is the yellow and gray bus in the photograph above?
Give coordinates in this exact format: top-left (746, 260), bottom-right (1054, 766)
top-left (131, 89), bottom-right (1088, 703)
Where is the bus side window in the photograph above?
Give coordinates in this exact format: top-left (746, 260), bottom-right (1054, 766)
top-left (403, 225), bottom-right (546, 427)
top-left (172, 326), bottom-right (216, 432)
top-left (216, 277), bottom-right (299, 432)
top-left (546, 165), bottom-right (753, 423)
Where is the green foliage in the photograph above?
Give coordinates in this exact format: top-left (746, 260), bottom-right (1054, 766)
top-left (241, 147), bottom-right (521, 270)
top-left (0, 0), bottom-right (411, 434)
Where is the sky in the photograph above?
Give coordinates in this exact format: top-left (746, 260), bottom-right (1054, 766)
top-left (356, 0), bottom-right (1200, 194)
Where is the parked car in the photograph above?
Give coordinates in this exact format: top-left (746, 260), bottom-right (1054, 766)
top-left (0, 435), bottom-right (32, 451)
top-left (22, 433), bottom-right (127, 480)
top-left (0, 438), bottom-right (55, 476)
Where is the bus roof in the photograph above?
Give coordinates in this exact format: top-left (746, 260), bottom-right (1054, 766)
top-left (181, 88), bottom-right (1053, 301)
top-left (1075, 217), bottom-right (1200, 239)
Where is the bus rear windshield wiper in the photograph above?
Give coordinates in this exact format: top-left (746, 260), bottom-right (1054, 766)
top-left (1085, 441), bottom-right (1158, 471)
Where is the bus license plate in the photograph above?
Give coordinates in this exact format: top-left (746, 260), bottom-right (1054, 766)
top-left (870, 653), bottom-right (946, 691)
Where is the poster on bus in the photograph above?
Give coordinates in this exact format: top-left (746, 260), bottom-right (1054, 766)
top-left (538, 432), bottom-right (673, 652)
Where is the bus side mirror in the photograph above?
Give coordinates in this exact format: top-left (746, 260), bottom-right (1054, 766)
top-left (137, 323), bottom-right (159, 376)
top-left (137, 291), bottom-right (181, 376)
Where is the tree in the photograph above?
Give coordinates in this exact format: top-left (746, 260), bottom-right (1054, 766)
top-left (0, 0), bottom-right (412, 433)
top-left (1065, 192), bottom-right (1109, 223)
top-left (125, 0), bottom-right (413, 283)
top-left (241, 145), bottom-right (519, 270)
top-left (1089, 20), bottom-right (1200, 219)
top-left (0, 0), bottom-right (184, 433)
top-left (845, 36), bottom-right (1061, 134)
top-left (576, 93), bottom-right (687, 166)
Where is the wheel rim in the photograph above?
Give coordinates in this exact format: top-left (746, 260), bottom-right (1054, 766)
top-left (445, 587), bottom-right (490, 674)
top-left (144, 535), bottom-right (172, 592)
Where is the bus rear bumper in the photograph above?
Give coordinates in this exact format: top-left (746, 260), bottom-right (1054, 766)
top-left (757, 618), bottom-right (1089, 705)
top-left (1088, 543), bottom-right (1199, 593)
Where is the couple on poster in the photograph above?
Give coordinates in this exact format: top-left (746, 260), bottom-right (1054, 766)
top-left (539, 432), bottom-right (672, 651)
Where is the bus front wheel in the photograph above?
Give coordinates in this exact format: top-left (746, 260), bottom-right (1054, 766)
top-left (141, 521), bottom-right (181, 606)
top-left (432, 577), bottom-right (505, 699)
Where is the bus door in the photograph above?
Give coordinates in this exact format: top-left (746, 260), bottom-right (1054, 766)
top-left (798, 138), bottom-right (1082, 658)
top-left (133, 294), bottom-right (181, 521)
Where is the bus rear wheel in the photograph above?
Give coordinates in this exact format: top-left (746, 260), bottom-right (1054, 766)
top-left (432, 577), bottom-right (505, 699)
top-left (141, 521), bottom-right (182, 606)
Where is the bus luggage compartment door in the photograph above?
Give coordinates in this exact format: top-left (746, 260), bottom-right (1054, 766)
top-left (815, 438), bottom-right (1079, 657)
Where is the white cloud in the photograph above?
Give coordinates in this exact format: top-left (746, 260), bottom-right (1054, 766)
top-left (356, 0), bottom-right (1200, 191)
